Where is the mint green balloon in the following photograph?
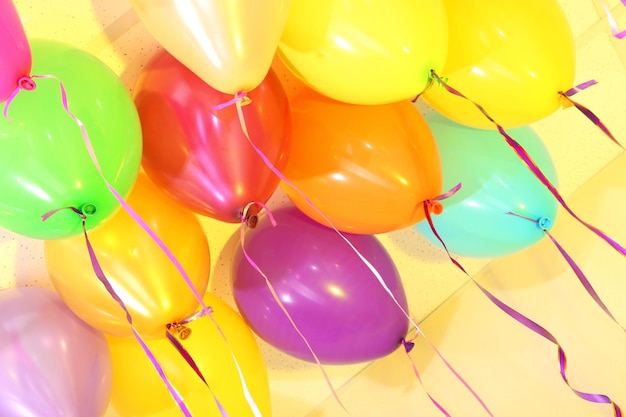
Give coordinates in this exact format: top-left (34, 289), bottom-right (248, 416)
top-left (415, 112), bottom-right (558, 258)
top-left (0, 39), bottom-right (142, 239)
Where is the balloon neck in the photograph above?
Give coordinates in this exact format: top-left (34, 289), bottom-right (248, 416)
top-left (17, 76), bottom-right (36, 91)
top-left (426, 200), bottom-right (444, 216)
top-left (558, 92), bottom-right (574, 109)
top-left (537, 216), bottom-right (553, 231)
top-left (241, 202), bottom-right (262, 229)
top-left (80, 203), bottom-right (97, 216)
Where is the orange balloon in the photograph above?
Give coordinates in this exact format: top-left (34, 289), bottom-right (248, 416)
top-left (281, 89), bottom-right (442, 234)
top-left (108, 293), bottom-right (271, 417)
top-left (44, 173), bottom-right (210, 338)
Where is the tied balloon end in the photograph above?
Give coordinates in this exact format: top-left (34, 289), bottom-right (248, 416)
top-left (506, 211), bottom-right (554, 232)
top-left (80, 203), bottom-right (97, 216)
top-left (426, 200), bottom-right (444, 216)
top-left (18, 75), bottom-right (36, 91)
top-left (241, 202), bottom-right (262, 229)
top-left (213, 91), bottom-right (252, 111)
top-left (429, 70), bottom-right (448, 88)
top-left (3, 75), bottom-right (37, 121)
top-left (401, 338), bottom-right (415, 353)
top-left (167, 322), bottom-right (192, 340)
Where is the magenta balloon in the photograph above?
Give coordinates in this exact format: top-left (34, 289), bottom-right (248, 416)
top-left (0, 287), bottom-right (112, 417)
top-left (0, 0), bottom-right (31, 102)
top-left (134, 50), bottom-right (291, 223)
top-left (232, 206), bottom-right (409, 364)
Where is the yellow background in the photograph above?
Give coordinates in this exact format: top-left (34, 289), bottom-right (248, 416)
top-left (2, 0), bottom-right (626, 416)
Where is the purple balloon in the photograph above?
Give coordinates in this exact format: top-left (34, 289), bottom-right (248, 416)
top-left (232, 206), bottom-right (409, 364)
top-left (0, 287), bottom-right (112, 417)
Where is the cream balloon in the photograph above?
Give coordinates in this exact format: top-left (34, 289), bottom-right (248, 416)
top-left (130, 0), bottom-right (291, 94)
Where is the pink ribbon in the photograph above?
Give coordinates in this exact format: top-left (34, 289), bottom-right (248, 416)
top-left (224, 91), bottom-right (493, 416)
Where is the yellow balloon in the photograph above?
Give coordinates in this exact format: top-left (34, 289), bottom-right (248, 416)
top-left (422, 0), bottom-right (576, 129)
top-left (277, 0), bottom-right (448, 105)
top-left (108, 293), bottom-right (271, 417)
top-left (44, 173), bottom-right (210, 338)
top-left (130, 0), bottom-right (291, 94)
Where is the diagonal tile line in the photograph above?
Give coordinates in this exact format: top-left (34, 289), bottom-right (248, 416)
top-left (83, 7), bottom-right (140, 55)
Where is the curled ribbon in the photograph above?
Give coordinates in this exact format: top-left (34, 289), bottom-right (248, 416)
top-left (42, 206), bottom-right (194, 417)
top-left (401, 334), bottom-right (452, 417)
top-left (558, 80), bottom-right (624, 150)
top-left (219, 95), bottom-right (493, 416)
top-left (601, 1), bottom-right (626, 39)
top-left (426, 70), bottom-right (626, 259)
top-left (7, 75), bottom-right (261, 417)
top-left (238, 202), bottom-right (353, 415)
top-left (423, 203), bottom-right (624, 416)
top-left (507, 212), bottom-right (626, 334)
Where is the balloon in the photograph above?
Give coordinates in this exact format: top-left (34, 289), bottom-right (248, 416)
top-left (282, 88), bottom-right (442, 234)
top-left (422, 0), bottom-right (575, 129)
top-left (0, 39), bottom-right (142, 240)
top-left (414, 112), bottom-right (558, 258)
top-left (130, 0), bottom-right (290, 94)
top-left (44, 173), bottom-right (210, 338)
top-left (108, 293), bottom-right (271, 417)
top-left (277, 0), bottom-right (447, 105)
top-left (232, 206), bottom-right (409, 364)
top-left (135, 49), bottom-right (291, 223)
top-left (0, 0), bottom-right (31, 103)
top-left (0, 287), bottom-right (111, 417)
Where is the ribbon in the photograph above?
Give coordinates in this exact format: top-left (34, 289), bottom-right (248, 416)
top-left (602, 1), bottom-right (626, 39)
top-left (422, 203), bottom-right (624, 416)
top-left (239, 202), bottom-right (353, 416)
top-left (42, 207), bottom-right (193, 417)
top-left (401, 334), bottom-right (452, 417)
top-left (7, 75), bottom-right (261, 417)
top-left (558, 89), bottom-right (624, 150)
top-left (216, 95), bottom-right (493, 416)
top-left (427, 70), bottom-right (626, 259)
top-left (165, 308), bottom-right (229, 417)
top-left (507, 212), bottom-right (626, 334)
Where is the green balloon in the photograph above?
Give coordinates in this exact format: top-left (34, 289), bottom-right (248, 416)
top-left (0, 39), bottom-right (142, 239)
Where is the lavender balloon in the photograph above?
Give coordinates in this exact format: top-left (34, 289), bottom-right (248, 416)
top-left (0, 287), bottom-right (112, 417)
top-left (232, 206), bottom-right (409, 364)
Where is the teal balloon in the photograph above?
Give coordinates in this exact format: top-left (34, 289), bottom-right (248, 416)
top-left (415, 112), bottom-right (558, 258)
top-left (0, 39), bottom-right (142, 239)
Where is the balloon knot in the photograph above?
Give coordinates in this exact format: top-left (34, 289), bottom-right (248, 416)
top-left (401, 338), bottom-right (415, 353)
top-left (426, 200), bottom-right (444, 216)
top-left (558, 92), bottom-right (575, 109)
top-left (18, 76), bottom-right (36, 91)
top-left (241, 202), bottom-right (263, 228)
top-left (537, 216), bottom-right (553, 231)
top-left (81, 203), bottom-right (97, 216)
top-left (167, 322), bottom-right (192, 340)
top-left (429, 70), bottom-right (448, 87)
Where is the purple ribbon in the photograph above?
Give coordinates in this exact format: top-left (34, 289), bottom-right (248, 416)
top-left (234, 99), bottom-right (493, 416)
top-left (602, 1), bottom-right (626, 39)
top-left (507, 212), bottom-right (626, 334)
top-left (401, 336), bottom-right (452, 417)
top-left (423, 204), bottom-right (624, 416)
top-left (559, 90), bottom-right (624, 150)
top-left (12, 75), bottom-right (262, 417)
top-left (427, 70), bottom-right (626, 259)
top-left (42, 207), bottom-right (194, 417)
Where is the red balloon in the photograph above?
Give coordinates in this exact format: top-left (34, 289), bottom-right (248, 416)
top-left (0, 0), bottom-right (31, 103)
top-left (134, 50), bottom-right (291, 223)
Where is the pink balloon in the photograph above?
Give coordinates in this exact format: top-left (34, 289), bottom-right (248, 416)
top-left (0, 0), bottom-right (31, 102)
top-left (134, 50), bottom-right (291, 223)
top-left (0, 287), bottom-right (112, 417)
